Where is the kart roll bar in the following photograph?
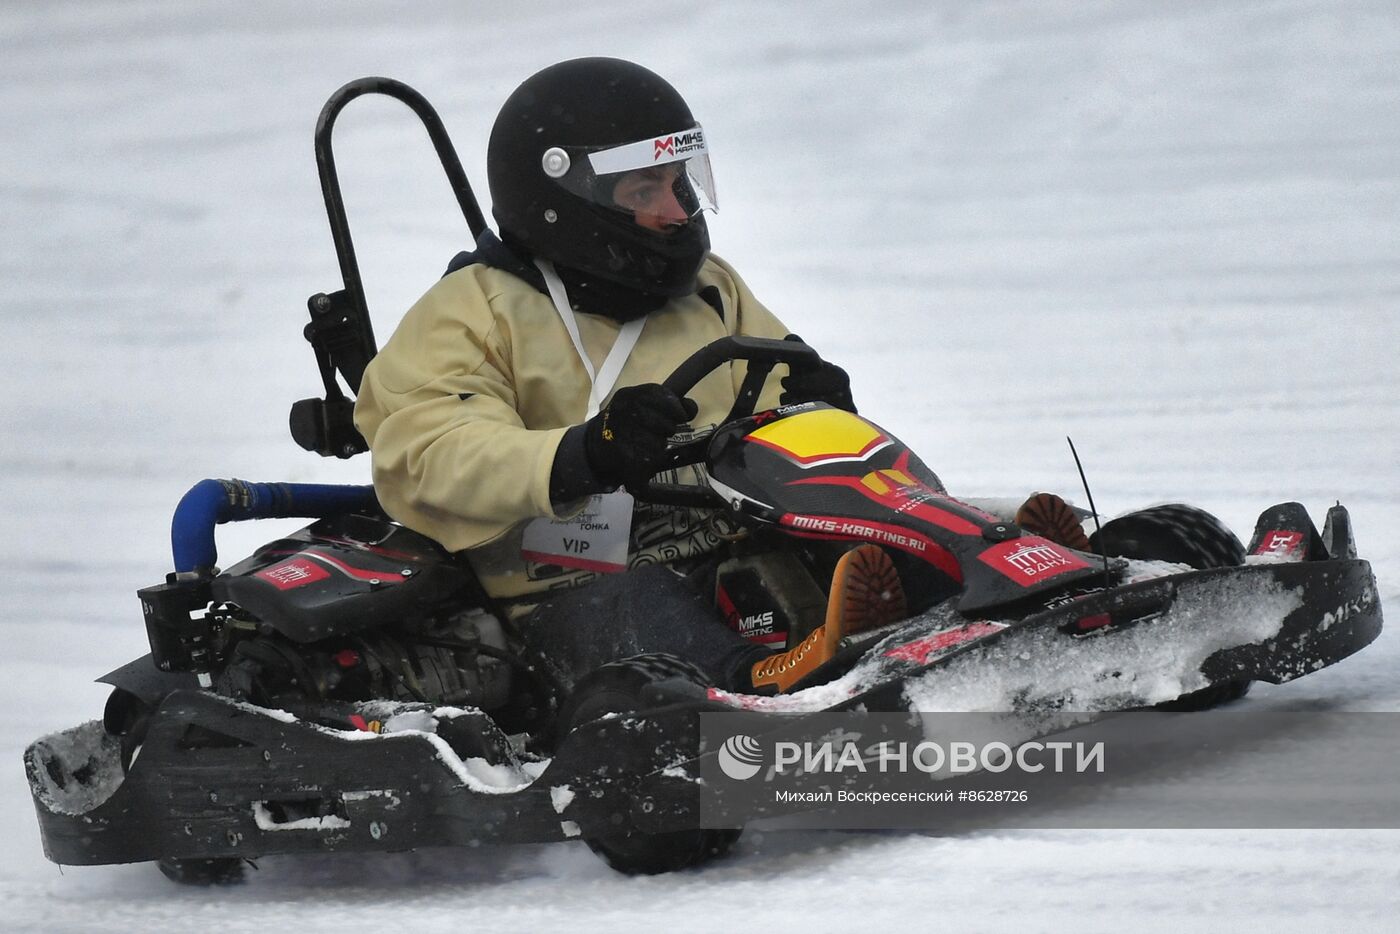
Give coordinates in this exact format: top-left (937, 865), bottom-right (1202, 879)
top-left (291, 77), bottom-right (489, 459)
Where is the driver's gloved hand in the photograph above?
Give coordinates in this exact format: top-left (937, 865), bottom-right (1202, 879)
top-left (583, 383), bottom-right (699, 490)
top-left (779, 334), bottom-right (857, 412)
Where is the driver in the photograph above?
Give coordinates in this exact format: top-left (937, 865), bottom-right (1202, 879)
top-left (354, 58), bottom-right (884, 694)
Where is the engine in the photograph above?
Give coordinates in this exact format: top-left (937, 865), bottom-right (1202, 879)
top-left (219, 606), bottom-right (514, 711)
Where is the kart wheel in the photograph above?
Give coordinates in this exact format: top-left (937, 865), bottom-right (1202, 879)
top-left (1089, 503), bottom-right (1245, 570)
top-left (558, 654), bottom-right (742, 875)
top-left (588, 825), bottom-right (743, 876)
top-left (157, 857), bottom-right (247, 886)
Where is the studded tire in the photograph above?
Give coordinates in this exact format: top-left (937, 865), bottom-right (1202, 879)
top-left (156, 856), bottom-right (247, 886)
top-left (557, 653), bottom-right (741, 875)
top-left (1089, 503), bottom-right (1246, 570)
top-left (1090, 504), bottom-right (1252, 709)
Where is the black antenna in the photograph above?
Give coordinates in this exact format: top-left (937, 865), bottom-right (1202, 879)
top-left (1067, 436), bottom-right (1112, 584)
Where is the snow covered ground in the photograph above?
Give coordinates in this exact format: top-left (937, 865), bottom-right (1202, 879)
top-left (3, 1), bottom-right (1397, 930)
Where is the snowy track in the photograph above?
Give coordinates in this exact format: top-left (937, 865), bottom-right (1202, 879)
top-left (2, 1), bottom-right (1397, 931)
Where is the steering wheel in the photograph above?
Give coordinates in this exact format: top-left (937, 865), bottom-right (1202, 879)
top-left (625, 335), bottom-right (823, 506)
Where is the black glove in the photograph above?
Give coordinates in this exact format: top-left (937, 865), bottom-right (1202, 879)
top-left (583, 383), bottom-right (699, 489)
top-left (779, 334), bottom-right (857, 412)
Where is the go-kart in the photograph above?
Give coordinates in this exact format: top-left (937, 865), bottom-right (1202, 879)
top-left (23, 78), bottom-right (1383, 883)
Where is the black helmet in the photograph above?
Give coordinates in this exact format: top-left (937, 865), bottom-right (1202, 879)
top-left (487, 58), bottom-right (716, 298)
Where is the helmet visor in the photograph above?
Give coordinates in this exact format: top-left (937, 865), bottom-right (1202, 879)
top-left (543, 124), bottom-right (718, 224)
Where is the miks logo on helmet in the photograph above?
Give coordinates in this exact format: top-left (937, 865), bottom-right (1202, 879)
top-left (654, 129), bottom-right (705, 160)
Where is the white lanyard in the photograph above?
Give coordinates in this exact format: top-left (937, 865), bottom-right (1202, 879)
top-left (535, 259), bottom-right (645, 420)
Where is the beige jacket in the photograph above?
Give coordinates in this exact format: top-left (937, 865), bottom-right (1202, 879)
top-left (354, 253), bottom-right (790, 604)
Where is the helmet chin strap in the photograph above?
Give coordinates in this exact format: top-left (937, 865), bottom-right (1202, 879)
top-left (535, 258), bottom-right (646, 420)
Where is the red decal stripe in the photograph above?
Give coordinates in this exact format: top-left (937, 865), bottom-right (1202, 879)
top-left (787, 475), bottom-right (984, 536)
top-left (520, 550), bottom-right (627, 574)
top-left (883, 621), bottom-right (1006, 665)
top-left (1075, 613), bottom-right (1112, 633)
top-left (313, 534), bottom-right (422, 562)
top-left (303, 550), bottom-right (406, 584)
top-left (779, 514), bottom-right (963, 581)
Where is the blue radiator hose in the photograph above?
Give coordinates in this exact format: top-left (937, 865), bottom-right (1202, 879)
top-left (170, 479), bottom-right (379, 575)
